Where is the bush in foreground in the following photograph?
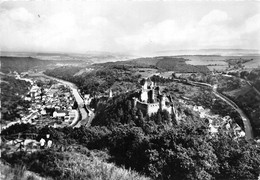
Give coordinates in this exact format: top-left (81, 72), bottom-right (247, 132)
top-left (2, 146), bottom-right (150, 180)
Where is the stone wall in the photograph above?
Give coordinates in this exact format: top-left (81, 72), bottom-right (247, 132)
top-left (147, 102), bottom-right (160, 116)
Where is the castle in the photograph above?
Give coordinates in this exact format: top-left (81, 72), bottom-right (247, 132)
top-left (133, 78), bottom-right (177, 116)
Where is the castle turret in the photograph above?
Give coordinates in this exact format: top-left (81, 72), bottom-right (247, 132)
top-left (148, 89), bottom-right (156, 103)
top-left (143, 79), bottom-right (148, 90)
top-left (151, 81), bottom-right (154, 89)
top-left (160, 94), bottom-right (166, 110)
top-left (140, 89), bottom-right (148, 102)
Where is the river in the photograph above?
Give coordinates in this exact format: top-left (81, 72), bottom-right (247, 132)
top-left (37, 73), bottom-right (94, 128)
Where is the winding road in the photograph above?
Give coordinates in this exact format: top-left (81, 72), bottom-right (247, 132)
top-left (189, 80), bottom-right (253, 140)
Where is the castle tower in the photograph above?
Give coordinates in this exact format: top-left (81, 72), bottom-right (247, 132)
top-left (152, 89), bottom-right (155, 102)
top-left (151, 81), bottom-right (154, 89)
top-left (140, 89), bottom-right (148, 102)
top-left (143, 79), bottom-right (148, 90)
top-left (148, 89), bottom-right (155, 103)
top-left (160, 94), bottom-right (166, 110)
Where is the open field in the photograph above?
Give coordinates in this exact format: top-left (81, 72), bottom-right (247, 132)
top-left (132, 68), bottom-right (159, 78)
top-left (179, 55), bottom-right (260, 71)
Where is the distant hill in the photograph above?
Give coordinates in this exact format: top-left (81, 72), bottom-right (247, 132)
top-left (1, 51), bottom-right (131, 63)
top-left (96, 56), bottom-right (210, 73)
top-left (0, 56), bottom-right (86, 73)
top-left (155, 57), bottom-right (210, 73)
top-left (154, 49), bottom-right (260, 56)
top-left (0, 56), bottom-right (54, 73)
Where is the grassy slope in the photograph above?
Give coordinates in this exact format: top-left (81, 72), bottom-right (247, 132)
top-left (57, 151), bottom-right (150, 180)
top-left (1, 146), bottom-right (149, 180)
top-left (0, 160), bottom-right (51, 180)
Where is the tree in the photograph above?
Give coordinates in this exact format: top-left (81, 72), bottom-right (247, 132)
top-left (247, 70), bottom-right (259, 81)
top-left (137, 110), bottom-right (145, 127)
top-left (240, 71), bottom-right (249, 79)
top-left (162, 110), bottom-right (171, 124)
top-left (72, 100), bottom-right (78, 109)
top-left (127, 100), bottom-right (132, 111)
top-left (156, 112), bottom-right (162, 124)
top-left (117, 108), bottom-right (124, 118)
top-left (1, 123), bottom-right (38, 141)
top-left (212, 132), bottom-right (260, 180)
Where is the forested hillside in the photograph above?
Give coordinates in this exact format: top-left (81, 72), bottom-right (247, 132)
top-left (215, 69), bottom-right (260, 137)
top-left (95, 56), bottom-right (210, 73)
top-left (2, 56), bottom-right (260, 180)
top-left (1, 75), bottom-right (30, 123)
top-left (0, 56), bottom-right (54, 73)
top-left (2, 116), bottom-right (260, 180)
top-left (0, 56), bottom-right (86, 74)
top-left (44, 65), bottom-right (141, 95)
top-left (155, 57), bottom-right (210, 73)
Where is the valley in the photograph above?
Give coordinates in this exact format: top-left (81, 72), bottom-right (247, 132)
top-left (1, 53), bottom-right (260, 180)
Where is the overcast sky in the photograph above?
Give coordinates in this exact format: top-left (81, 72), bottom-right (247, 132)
top-left (0, 0), bottom-right (260, 54)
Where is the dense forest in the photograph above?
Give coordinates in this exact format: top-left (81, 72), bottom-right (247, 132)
top-left (1, 71), bottom-right (260, 179)
top-left (217, 69), bottom-right (260, 137)
top-left (155, 57), bottom-right (210, 73)
top-left (44, 65), bottom-right (141, 95)
top-left (2, 115), bottom-right (260, 180)
top-left (228, 69), bottom-right (260, 91)
top-left (95, 56), bottom-right (210, 73)
top-left (0, 75), bottom-right (31, 122)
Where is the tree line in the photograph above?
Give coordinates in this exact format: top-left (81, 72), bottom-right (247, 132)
top-left (2, 111), bottom-right (260, 180)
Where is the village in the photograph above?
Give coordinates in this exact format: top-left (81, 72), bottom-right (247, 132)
top-left (4, 73), bottom-right (80, 130)
top-left (1, 73), bottom-right (84, 153)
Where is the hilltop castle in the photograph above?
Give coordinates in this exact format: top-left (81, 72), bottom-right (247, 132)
top-left (133, 78), bottom-right (177, 116)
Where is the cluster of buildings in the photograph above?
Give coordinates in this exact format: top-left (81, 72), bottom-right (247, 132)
top-left (133, 78), bottom-right (245, 139)
top-left (186, 103), bottom-right (245, 138)
top-left (208, 116), bottom-right (245, 138)
top-left (20, 79), bottom-right (78, 127)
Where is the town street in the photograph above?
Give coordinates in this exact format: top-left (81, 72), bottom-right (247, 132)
top-left (38, 73), bottom-right (94, 128)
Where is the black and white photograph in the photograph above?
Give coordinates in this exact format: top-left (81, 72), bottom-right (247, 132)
top-left (0, 0), bottom-right (260, 179)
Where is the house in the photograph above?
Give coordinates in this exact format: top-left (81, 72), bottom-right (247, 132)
top-left (209, 124), bottom-right (218, 134)
top-left (25, 96), bottom-right (31, 101)
top-left (30, 85), bottom-right (40, 98)
top-left (40, 109), bottom-right (47, 115)
top-left (53, 110), bottom-right (69, 119)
